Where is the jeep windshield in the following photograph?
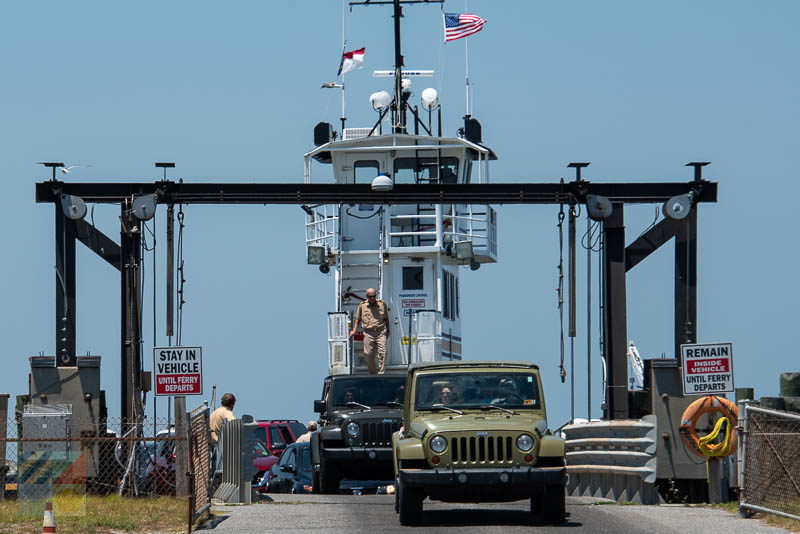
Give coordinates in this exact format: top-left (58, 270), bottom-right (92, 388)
top-left (331, 376), bottom-right (407, 407)
top-left (414, 372), bottom-right (541, 410)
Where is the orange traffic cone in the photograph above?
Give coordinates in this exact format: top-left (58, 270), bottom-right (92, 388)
top-left (42, 501), bottom-right (56, 533)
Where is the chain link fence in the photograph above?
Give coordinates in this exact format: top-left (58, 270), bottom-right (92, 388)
top-left (740, 403), bottom-right (800, 520)
top-left (189, 406), bottom-right (211, 520)
top-left (1, 416), bottom-right (183, 501)
top-left (0, 409), bottom-right (213, 530)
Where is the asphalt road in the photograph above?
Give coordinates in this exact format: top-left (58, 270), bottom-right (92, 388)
top-left (202, 494), bottom-right (790, 533)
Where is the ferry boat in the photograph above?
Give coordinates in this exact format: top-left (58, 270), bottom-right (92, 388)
top-left (302, 1), bottom-right (497, 375)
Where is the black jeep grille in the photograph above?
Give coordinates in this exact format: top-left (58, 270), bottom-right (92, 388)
top-left (450, 435), bottom-right (514, 464)
top-left (361, 421), bottom-right (401, 447)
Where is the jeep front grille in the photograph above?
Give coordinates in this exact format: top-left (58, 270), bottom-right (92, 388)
top-left (450, 435), bottom-right (514, 464)
top-left (362, 421), bottom-right (401, 447)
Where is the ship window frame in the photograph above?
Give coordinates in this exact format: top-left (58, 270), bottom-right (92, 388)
top-left (402, 266), bottom-right (424, 291)
top-left (354, 160), bottom-right (380, 184)
top-left (393, 156), bottom-right (459, 185)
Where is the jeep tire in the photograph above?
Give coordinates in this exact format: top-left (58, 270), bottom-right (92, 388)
top-left (311, 470), bottom-right (321, 494)
top-left (398, 479), bottom-right (423, 526)
top-left (317, 459), bottom-right (341, 494)
top-left (531, 482), bottom-right (566, 525)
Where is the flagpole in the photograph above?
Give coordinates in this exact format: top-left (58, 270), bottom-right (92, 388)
top-left (341, 0), bottom-right (347, 133)
top-left (464, 0), bottom-right (470, 117)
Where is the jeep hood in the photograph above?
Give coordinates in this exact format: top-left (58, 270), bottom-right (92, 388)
top-left (409, 413), bottom-right (548, 437)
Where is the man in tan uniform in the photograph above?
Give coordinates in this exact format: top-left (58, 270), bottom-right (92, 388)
top-left (349, 288), bottom-right (390, 374)
top-left (209, 392), bottom-right (237, 446)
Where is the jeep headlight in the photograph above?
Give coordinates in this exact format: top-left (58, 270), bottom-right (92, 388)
top-left (516, 433), bottom-right (534, 452)
top-left (429, 435), bottom-right (447, 454)
top-left (345, 422), bottom-right (360, 437)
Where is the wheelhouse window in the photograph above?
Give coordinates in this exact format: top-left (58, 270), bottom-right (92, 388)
top-left (354, 160), bottom-right (379, 183)
top-left (393, 157), bottom-right (459, 184)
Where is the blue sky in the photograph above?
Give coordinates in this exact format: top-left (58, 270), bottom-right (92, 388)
top-left (1, 1), bottom-right (798, 428)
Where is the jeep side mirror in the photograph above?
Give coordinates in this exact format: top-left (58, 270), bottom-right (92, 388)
top-left (314, 400), bottom-right (326, 413)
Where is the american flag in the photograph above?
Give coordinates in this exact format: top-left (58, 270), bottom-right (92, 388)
top-left (443, 12), bottom-right (487, 42)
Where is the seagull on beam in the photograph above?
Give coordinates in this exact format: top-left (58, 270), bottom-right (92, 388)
top-left (61, 164), bottom-right (92, 174)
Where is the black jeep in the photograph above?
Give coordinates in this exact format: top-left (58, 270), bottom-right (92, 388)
top-left (310, 374), bottom-right (406, 493)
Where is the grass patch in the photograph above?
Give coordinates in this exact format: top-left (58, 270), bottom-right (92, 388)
top-left (0, 494), bottom-right (187, 534)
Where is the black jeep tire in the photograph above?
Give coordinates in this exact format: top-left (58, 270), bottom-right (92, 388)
top-left (531, 482), bottom-right (566, 525)
top-left (398, 480), bottom-right (424, 526)
top-left (311, 469), bottom-right (321, 494)
top-left (318, 460), bottom-right (341, 494)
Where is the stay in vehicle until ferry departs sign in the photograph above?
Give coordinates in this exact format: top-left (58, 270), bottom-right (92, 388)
top-left (153, 346), bottom-right (203, 396)
top-left (681, 342), bottom-right (734, 395)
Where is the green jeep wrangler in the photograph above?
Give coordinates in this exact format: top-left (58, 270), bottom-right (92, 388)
top-left (392, 361), bottom-right (566, 526)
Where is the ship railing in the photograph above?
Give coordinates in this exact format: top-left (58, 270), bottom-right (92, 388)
top-left (386, 205), bottom-right (497, 261)
top-left (304, 205), bottom-right (339, 251)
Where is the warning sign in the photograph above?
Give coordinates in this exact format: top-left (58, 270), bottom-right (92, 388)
top-left (153, 346), bottom-right (203, 396)
top-left (681, 342), bottom-right (734, 395)
top-left (402, 299), bottom-right (426, 308)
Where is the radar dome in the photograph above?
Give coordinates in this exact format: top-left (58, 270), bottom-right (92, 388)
top-left (421, 88), bottom-right (439, 110)
top-left (369, 91), bottom-right (391, 110)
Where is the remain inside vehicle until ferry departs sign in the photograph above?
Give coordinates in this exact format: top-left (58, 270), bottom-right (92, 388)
top-left (681, 342), bottom-right (734, 395)
top-left (153, 346), bottom-right (203, 396)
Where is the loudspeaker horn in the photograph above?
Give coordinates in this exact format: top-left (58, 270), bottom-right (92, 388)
top-left (60, 194), bottom-right (87, 220)
top-left (132, 194), bottom-right (157, 221)
top-left (586, 194), bottom-right (612, 221)
top-left (662, 193), bottom-right (693, 220)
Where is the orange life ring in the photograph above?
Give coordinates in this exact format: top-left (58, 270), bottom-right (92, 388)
top-left (679, 395), bottom-right (738, 457)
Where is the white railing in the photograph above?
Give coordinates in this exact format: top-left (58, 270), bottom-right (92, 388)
top-left (304, 205), bottom-right (339, 252)
top-left (386, 205), bottom-right (497, 259)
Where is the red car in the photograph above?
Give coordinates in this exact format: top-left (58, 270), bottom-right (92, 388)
top-left (253, 420), bottom-right (306, 457)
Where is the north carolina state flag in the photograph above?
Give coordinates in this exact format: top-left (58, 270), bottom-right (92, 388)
top-left (338, 47), bottom-right (365, 76)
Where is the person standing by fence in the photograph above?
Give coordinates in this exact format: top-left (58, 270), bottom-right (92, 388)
top-left (209, 392), bottom-right (236, 447)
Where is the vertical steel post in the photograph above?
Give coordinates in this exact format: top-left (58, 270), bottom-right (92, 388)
top-left (738, 400), bottom-right (749, 514)
top-left (674, 209), bottom-right (697, 357)
top-left (55, 204), bottom-right (77, 366)
top-left (602, 203), bottom-right (629, 419)
top-left (0, 393), bottom-right (8, 502)
top-left (587, 215), bottom-right (592, 420)
top-left (120, 200), bottom-right (143, 426)
top-left (568, 206), bottom-right (577, 422)
top-left (166, 204), bottom-right (175, 339)
top-left (175, 396), bottom-right (189, 498)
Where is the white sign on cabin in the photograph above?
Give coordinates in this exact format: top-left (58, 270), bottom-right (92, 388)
top-left (681, 342), bottom-right (734, 395)
top-left (153, 346), bottom-right (203, 396)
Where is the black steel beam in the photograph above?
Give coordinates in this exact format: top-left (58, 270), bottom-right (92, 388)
top-left (625, 217), bottom-right (682, 271)
top-left (603, 204), bottom-right (629, 420)
top-left (675, 209), bottom-right (698, 357)
top-left (55, 207), bottom-right (76, 367)
top-left (74, 219), bottom-right (121, 270)
top-left (120, 201), bottom-right (143, 426)
top-left (36, 181), bottom-right (718, 205)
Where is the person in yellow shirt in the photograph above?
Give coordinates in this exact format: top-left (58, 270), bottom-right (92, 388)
top-left (209, 392), bottom-right (236, 446)
top-left (349, 288), bottom-right (391, 374)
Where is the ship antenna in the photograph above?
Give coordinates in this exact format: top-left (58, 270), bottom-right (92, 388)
top-left (350, 0), bottom-right (444, 133)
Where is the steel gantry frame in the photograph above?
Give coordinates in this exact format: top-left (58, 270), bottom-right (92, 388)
top-left (36, 167), bottom-right (717, 423)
